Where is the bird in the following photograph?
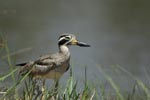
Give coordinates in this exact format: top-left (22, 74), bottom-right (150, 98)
top-left (16, 34), bottom-right (90, 91)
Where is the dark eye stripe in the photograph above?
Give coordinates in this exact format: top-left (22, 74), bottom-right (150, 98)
top-left (58, 38), bottom-right (69, 45)
top-left (59, 34), bottom-right (68, 39)
top-left (59, 35), bottom-right (72, 40)
top-left (65, 36), bottom-right (71, 40)
top-left (58, 36), bottom-right (73, 45)
top-left (58, 34), bottom-right (74, 45)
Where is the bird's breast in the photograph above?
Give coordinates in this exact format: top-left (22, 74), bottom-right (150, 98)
top-left (32, 62), bottom-right (70, 80)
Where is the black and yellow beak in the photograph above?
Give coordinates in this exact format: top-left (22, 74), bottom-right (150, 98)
top-left (77, 41), bottom-right (90, 47)
top-left (71, 38), bottom-right (90, 47)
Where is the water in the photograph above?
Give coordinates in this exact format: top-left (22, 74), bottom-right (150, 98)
top-left (0, 0), bottom-right (150, 92)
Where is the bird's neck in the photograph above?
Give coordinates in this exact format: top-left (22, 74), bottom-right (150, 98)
top-left (59, 45), bottom-right (70, 56)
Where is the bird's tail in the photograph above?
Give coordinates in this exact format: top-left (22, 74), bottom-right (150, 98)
top-left (16, 61), bottom-right (34, 76)
top-left (16, 62), bottom-right (27, 66)
top-left (16, 62), bottom-right (30, 76)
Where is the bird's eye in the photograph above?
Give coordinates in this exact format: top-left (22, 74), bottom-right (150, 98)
top-left (65, 36), bottom-right (71, 40)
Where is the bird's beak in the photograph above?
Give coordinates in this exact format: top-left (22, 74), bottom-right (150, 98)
top-left (71, 38), bottom-right (90, 47)
top-left (77, 41), bottom-right (91, 47)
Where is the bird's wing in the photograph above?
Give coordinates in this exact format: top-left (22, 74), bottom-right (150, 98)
top-left (19, 55), bottom-right (57, 75)
top-left (33, 58), bottom-right (56, 73)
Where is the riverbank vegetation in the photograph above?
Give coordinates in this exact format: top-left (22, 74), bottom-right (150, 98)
top-left (0, 34), bottom-right (150, 100)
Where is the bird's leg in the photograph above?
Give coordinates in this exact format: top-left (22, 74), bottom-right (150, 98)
top-left (40, 79), bottom-right (46, 100)
top-left (41, 79), bottom-right (46, 93)
top-left (53, 79), bottom-right (59, 99)
top-left (33, 79), bottom-right (42, 100)
top-left (55, 79), bottom-right (59, 89)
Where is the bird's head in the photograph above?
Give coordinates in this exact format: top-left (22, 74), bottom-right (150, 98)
top-left (58, 34), bottom-right (90, 47)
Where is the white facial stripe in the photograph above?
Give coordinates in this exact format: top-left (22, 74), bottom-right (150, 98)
top-left (65, 35), bottom-right (72, 39)
top-left (59, 35), bottom-right (72, 41)
top-left (58, 37), bottom-right (66, 42)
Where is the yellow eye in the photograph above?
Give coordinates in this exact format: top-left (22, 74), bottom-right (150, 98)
top-left (65, 36), bottom-right (71, 40)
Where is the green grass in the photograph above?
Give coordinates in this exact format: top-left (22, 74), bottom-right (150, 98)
top-left (0, 34), bottom-right (150, 100)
